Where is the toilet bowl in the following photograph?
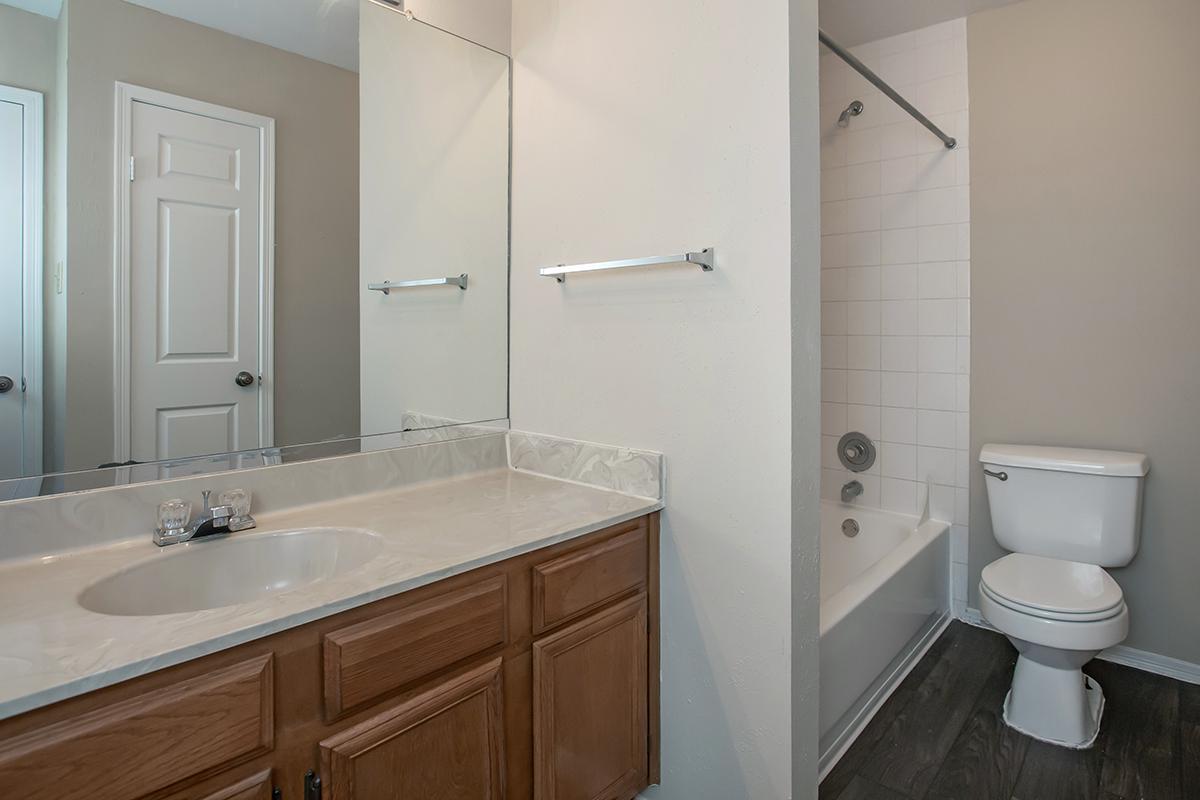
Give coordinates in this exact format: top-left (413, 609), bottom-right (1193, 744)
top-left (980, 552), bottom-right (1128, 747)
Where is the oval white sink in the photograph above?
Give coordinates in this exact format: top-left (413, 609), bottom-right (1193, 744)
top-left (78, 527), bottom-right (384, 617)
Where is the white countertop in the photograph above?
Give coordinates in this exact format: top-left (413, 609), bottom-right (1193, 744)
top-left (0, 467), bottom-right (661, 721)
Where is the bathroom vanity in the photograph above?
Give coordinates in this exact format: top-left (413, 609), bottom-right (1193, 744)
top-left (0, 510), bottom-right (660, 800)
top-left (0, 1), bottom-right (665, 796)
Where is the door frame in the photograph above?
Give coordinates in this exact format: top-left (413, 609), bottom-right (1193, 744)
top-left (0, 84), bottom-right (44, 476)
top-left (112, 82), bottom-right (275, 462)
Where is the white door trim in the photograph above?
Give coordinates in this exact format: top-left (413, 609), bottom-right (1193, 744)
top-left (113, 82), bottom-right (275, 462)
top-left (0, 84), bottom-right (44, 476)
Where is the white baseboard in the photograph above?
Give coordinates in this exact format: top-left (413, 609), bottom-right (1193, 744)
top-left (1098, 644), bottom-right (1200, 685)
top-left (960, 607), bottom-right (1200, 685)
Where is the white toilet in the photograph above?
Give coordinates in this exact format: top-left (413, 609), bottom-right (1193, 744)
top-left (978, 444), bottom-right (1149, 749)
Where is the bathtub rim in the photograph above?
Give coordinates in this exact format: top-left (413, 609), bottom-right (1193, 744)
top-left (821, 509), bottom-right (951, 636)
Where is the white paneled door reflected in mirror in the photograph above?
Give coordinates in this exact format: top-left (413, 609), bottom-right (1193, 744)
top-left (0, 0), bottom-right (509, 491)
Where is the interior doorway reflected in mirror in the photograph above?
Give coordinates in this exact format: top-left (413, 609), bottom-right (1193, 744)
top-left (0, 0), bottom-right (510, 490)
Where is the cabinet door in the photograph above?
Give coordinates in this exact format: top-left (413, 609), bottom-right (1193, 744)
top-left (319, 658), bottom-right (505, 800)
top-left (533, 594), bottom-right (648, 800)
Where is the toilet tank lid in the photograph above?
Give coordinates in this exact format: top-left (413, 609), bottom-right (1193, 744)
top-left (979, 444), bottom-right (1149, 477)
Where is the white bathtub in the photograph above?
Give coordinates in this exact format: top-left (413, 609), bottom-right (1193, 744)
top-left (818, 501), bottom-right (950, 777)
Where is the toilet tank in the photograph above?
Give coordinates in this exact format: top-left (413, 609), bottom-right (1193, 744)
top-left (980, 444), bottom-right (1149, 567)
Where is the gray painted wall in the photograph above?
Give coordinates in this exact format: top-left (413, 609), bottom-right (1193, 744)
top-left (790, 0), bottom-right (823, 790)
top-left (0, 4), bottom-right (67, 471)
top-left (60, 0), bottom-right (360, 470)
top-left (0, 7), bottom-right (55, 114)
top-left (967, 0), bottom-right (1200, 663)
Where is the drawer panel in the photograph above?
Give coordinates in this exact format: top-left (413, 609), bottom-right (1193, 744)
top-left (324, 575), bottom-right (507, 719)
top-left (0, 654), bottom-right (273, 800)
top-left (533, 521), bottom-right (648, 633)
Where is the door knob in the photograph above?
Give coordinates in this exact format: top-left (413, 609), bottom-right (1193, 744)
top-left (0, 376), bottom-right (13, 394)
top-left (235, 371), bottom-right (255, 387)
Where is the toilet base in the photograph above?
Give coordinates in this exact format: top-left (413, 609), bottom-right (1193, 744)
top-left (1002, 654), bottom-right (1105, 749)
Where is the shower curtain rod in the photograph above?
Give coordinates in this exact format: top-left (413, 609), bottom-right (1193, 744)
top-left (819, 28), bottom-right (957, 150)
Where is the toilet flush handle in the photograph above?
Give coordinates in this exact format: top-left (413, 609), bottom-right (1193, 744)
top-left (983, 468), bottom-right (1008, 481)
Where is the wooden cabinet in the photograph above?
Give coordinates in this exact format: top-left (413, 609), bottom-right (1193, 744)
top-left (198, 770), bottom-right (275, 800)
top-left (0, 655), bottom-right (273, 800)
top-left (532, 522), bottom-right (647, 633)
top-left (534, 595), bottom-right (648, 800)
top-left (323, 576), bottom-right (508, 721)
top-left (0, 512), bottom-right (659, 800)
top-left (320, 659), bottom-right (505, 800)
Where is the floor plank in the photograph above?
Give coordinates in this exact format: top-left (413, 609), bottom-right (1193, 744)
top-left (819, 622), bottom-right (962, 800)
top-left (1010, 737), bottom-right (1102, 800)
top-left (924, 644), bottom-right (1029, 800)
top-left (833, 775), bottom-right (911, 800)
top-left (1087, 659), bottom-right (1181, 800)
top-left (859, 623), bottom-right (1011, 798)
top-left (1176, 679), bottom-right (1199, 799)
top-left (820, 621), bottom-right (1197, 800)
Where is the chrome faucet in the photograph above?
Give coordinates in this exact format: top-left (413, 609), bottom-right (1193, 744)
top-left (154, 489), bottom-right (255, 546)
top-left (841, 480), bottom-right (864, 503)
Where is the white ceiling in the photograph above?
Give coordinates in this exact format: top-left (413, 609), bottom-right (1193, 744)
top-left (1, 0), bottom-right (63, 18)
top-left (124, 0), bottom-right (361, 72)
top-left (819, 0), bottom-right (1023, 47)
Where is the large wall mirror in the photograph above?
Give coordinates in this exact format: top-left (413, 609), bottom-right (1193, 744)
top-left (0, 0), bottom-right (509, 494)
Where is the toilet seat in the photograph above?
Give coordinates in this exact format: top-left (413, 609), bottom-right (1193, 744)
top-left (980, 553), bottom-right (1124, 622)
top-left (980, 583), bottom-right (1123, 623)
top-left (980, 585), bottom-right (1129, 652)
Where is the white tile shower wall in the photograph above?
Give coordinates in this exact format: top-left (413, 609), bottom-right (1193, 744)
top-left (820, 19), bottom-right (970, 615)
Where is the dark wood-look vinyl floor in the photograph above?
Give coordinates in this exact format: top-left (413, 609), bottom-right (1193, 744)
top-left (820, 621), bottom-right (1200, 800)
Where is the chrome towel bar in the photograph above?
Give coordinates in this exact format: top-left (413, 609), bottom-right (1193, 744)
top-left (539, 249), bottom-right (714, 282)
top-left (368, 274), bottom-right (468, 294)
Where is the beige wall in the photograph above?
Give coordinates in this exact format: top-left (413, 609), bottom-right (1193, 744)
top-left (404, 0), bottom-right (511, 55)
top-left (968, 0), bottom-right (1200, 663)
top-left (60, 0), bottom-right (360, 470)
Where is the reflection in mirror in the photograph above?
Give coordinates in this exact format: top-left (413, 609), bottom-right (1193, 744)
top-left (0, 0), bottom-right (509, 489)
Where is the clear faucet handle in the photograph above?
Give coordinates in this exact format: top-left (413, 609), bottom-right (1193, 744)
top-left (157, 499), bottom-right (192, 532)
top-left (218, 488), bottom-right (252, 519)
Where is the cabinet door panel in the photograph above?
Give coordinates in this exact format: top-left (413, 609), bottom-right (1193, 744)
top-left (534, 594), bottom-right (648, 800)
top-left (198, 769), bottom-right (274, 800)
top-left (320, 658), bottom-right (505, 800)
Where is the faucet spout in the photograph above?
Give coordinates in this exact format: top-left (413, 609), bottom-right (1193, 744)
top-left (841, 480), bottom-right (864, 503)
top-left (190, 504), bottom-right (235, 540)
top-left (153, 488), bottom-right (254, 546)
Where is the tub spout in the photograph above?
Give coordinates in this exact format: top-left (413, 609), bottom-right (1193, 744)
top-left (841, 480), bottom-right (864, 503)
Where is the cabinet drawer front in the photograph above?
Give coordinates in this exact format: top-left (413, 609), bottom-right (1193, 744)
top-left (533, 521), bottom-right (648, 632)
top-left (0, 655), bottom-right (273, 800)
top-left (324, 575), bottom-right (507, 719)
